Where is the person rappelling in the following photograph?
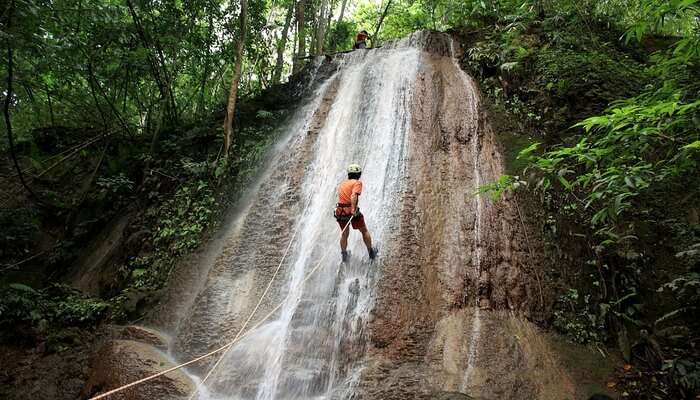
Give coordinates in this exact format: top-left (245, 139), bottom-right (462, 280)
top-left (334, 164), bottom-right (378, 262)
top-left (353, 30), bottom-right (370, 49)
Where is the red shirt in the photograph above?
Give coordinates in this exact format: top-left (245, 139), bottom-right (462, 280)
top-left (338, 179), bottom-right (362, 205)
top-left (356, 32), bottom-right (368, 42)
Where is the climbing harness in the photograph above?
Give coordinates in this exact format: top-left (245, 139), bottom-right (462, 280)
top-left (333, 202), bottom-right (355, 220)
top-left (88, 215), bottom-right (355, 400)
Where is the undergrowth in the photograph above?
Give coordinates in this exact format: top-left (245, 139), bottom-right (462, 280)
top-left (467, 3), bottom-right (700, 398)
top-left (0, 283), bottom-right (108, 351)
top-left (0, 88), bottom-right (293, 343)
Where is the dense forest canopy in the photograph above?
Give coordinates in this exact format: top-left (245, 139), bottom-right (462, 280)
top-left (1, 0), bottom-right (697, 146)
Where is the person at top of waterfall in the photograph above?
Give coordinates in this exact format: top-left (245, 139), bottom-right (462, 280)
top-left (353, 30), bottom-right (370, 50)
top-left (334, 164), bottom-right (378, 262)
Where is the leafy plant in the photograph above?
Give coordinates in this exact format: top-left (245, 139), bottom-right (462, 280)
top-left (662, 358), bottom-right (700, 394)
top-left (553, 288), bottom-right (608, 343)
top-left (0, 208), bottom-right (39, 262)
top-left (0, 284), bottom-right (108, 333)
top-left (96, 173), bottom-right (134, 198)
top-left (473, 2), bottom-right (699, 396)
top-left (153, 180), bottom-right (217, 256)
top-left (475, 174), bottom-right (525, 200)
top-left (521, 88), bottom-right (700, 246)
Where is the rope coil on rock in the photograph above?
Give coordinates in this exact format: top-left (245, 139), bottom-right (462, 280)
top-left (89, 215), bottom-right (354, 400)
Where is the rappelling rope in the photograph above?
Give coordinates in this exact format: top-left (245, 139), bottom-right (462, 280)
top-left (89, 215), bottom-right (354, 400)
top-left (187, 194), bottom-right (313, 399)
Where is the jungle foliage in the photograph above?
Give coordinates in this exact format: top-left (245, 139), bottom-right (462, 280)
top-left (2, 0), bottom-right (699, 397)
top-left (465, 1), bottom-right (699, 398)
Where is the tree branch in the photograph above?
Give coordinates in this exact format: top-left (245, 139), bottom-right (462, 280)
top-left (3, 0), bottom-right (40, 203)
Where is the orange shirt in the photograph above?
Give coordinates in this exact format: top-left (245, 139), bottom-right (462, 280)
top-left (338, 179), bottom-right (363, 205)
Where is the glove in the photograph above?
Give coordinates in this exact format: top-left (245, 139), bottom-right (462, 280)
top-left (352, 207), bottom-right (361, 218)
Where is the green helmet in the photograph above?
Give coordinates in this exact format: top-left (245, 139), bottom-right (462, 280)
top-left (347, 164), bottom-right (362, 174)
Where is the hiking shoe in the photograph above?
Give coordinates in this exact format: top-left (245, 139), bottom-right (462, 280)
top-left (341, 251), bottom-right (350, 263)
top-left (368, 247), bottom-right (378, 260)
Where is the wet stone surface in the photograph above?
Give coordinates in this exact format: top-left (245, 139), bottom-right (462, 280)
top-left (142, 30), bottom-right (605, 400)
top-left (81, 339), bottom-right (194, 400)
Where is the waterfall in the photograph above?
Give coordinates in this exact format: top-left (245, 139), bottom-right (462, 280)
top-left (151, 30), bottom-right (569, 400)
top-left (170, 35), bottom-right (423, 400)
top-left (453, 36), bottom-right (484, 392)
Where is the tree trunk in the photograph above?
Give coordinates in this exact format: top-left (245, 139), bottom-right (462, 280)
top-left (536, 0), bottom-right (546, 17)
top-left (121, 66), bottom-right (129, 113)
top-left (149, 102), bottom-right (164, 155)
top-left (86, 61), bottom-right (108, 128)
top-left (273, 0), bottom-right (295, 84)
top-left (255, 55), bottom-right (269, 88)
top-left (304, 1), bottom-right (318, 56)
top-left (372, 0), bottom-right (393, 44)
top-left (3, 0), bottom-right (39, 202)
top-left (325, 2), bottom-right (333, 44)
top-left (86, 57), bottom-right (132, 135)
top-left (315, 0), bottom-right (328, 54)
top-left (198, 13), bottom-right (215, 115)
top-left (223, 0), bottom-right (248, 156)
top-left (46, 83), bottom-right (55, 125)
top-left (337, 0), bottom-right (348, 26)
top-left (125, 0), bottom-right (178, 125)
top-left (292, 22), bottom-right (298, 67)
top-left (293, 0), bottom-right (306, 74)
top-left (22, 84), bottom-right (42, 124)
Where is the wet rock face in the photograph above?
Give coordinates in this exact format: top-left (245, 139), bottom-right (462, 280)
top-left (81, 339), bottom-right (194, 400)
top-left (0, 337), bottom-right (95, 400)
top-left (142, 30), bottom-right (580, 400)
top-left (357, 32), bottom-right (572, 400)
top-left (430, 392), bottom-right (476, 400)
top-left (68, 213), bottom-right (132, 297)
top-left (117, 325), bottom-right (168, 351)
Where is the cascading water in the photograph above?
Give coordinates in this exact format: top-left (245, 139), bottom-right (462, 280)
top-left (454, 37), bottom-right (484, 392)
top-left (166, 35), bottom-right (422, 400)
top-left (150, 30), bottom-right (582, 400)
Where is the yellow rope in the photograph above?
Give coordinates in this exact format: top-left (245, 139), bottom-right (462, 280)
top-left (89, 216), bottom-right (353, 400)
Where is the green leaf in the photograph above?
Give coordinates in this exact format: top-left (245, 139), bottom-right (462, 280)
top-left (682, 140), bottom-right (700, 150)
top-left (500, 61), bottom-right (519, 71)
top-left (557, 175), bottom-right (572, 189)
top-left (517, 142), bottom-right (540, 160)
top-left (8, 283), bottom-right (37, 293)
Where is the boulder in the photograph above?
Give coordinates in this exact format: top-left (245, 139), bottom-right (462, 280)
top-left (81, 340), bottom-right (194, 400)
top-left (117, 326), bottom-right (169, 351)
